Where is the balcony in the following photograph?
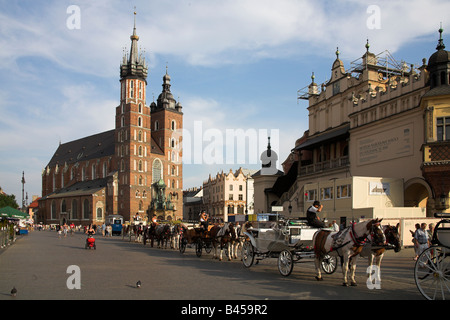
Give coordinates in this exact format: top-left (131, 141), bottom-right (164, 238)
top-left (299, 156), bottom-right (349, 176)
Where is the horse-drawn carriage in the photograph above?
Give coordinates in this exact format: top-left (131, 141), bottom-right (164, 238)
top-left (414, 212), bottom-right (450, 300)
top-left (179, 222), bottom-right (242, 260)
top-left (179, 225), bottom-right (213, 257)
top-left (241, 218), bottom-right (338, 277)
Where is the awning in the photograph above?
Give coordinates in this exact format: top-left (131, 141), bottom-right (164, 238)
top-left (294, 123), bottom-right (350, 151)
top-left (0, 206), bottom-right (30, 219)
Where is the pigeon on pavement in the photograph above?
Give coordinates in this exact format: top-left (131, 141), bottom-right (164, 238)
top-left (11, 287), bottom-right (17, 297)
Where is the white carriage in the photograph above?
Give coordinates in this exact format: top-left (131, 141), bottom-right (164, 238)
top-left (414, 212), bottom-right (450, 300)
top-left (242, 217), bottom-right (338, 276)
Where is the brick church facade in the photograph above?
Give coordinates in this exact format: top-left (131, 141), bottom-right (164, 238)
top-left (38, 17), bottom-right (183, 226)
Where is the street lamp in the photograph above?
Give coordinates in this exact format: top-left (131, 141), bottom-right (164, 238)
top-left (439, 193), bottom-right (449, 210)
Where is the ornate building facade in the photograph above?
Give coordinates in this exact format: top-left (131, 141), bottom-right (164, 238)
top-left (202, 168), bottom-right (257, 222)
top-left (38, 17), bottom-right (183, 225)
top-left (256, 28), bottom-right (449, 224)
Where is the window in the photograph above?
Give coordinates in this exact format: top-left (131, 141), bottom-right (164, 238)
top-left (155, 121), bottom-right (159, 131)
top-left (96, 208), bottom-right (103, 220)
top-left (130, 80), bottom-right (134, 98)
top-left (305, 189), bottom-right (317, 202)
top-left (337, 184), bottom-right (352, 199)
top-left (83, 199), bottom-right (90, 219)
top-left (152, 159), bottom-right (162, 183)
top-left (71, 200), bottom-right (78, 219)
top-left (229, 194), bottom-right (234, 200)
top-left (229, 185), bottom-right (233, 191)
top-left (171, 120), bottom-right (176, 130)
top-left (333, 81), bottom-right (340, 95)
top-left (437, 117), bottom-right (450, 141)
top-left (239, 185), bottom-right (243, 191)
top-left (320, 187), bottom-right (333, 200)
top-left (238, 194), bottom-right (243, 201)
top-left (51, 201), bottom-right (56, 220)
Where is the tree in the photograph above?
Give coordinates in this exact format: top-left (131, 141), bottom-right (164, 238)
top-left (0, 193), bottom-right (19, 209)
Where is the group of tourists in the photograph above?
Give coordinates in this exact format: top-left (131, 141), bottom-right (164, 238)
top-left (410, 222), bottom-right (435, 260)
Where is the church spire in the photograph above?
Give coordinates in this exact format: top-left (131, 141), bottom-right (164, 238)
top-left (437, 23), bottom-right (446, 50)
top-left (120, 9), bottom-right (148, 82)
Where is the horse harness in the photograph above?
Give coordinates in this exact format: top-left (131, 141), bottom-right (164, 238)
top-left (316, 222), bottom-right (379, 258)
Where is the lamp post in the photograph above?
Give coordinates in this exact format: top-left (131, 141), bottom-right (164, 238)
top-left (21, 172), bottom-right (26, 212)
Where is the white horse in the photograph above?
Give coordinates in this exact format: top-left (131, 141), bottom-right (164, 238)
top-left (230, 221), bottom-right (252, 259)
top-left (313, 218), bottom-right (383, 286)
top-left (169, 224), bottom-right (182, 250)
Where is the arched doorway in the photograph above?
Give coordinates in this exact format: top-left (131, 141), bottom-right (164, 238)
top-left (404, 178), bottom-right (434, 217)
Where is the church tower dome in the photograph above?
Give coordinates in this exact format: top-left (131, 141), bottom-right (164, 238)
top-left (427, 25), bottom-right (450, 89)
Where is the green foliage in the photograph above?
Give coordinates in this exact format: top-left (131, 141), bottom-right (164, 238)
top-left (0, 193), bottom-right (19, 209)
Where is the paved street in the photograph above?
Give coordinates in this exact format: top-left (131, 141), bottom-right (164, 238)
top-left (0, 230), bottom-right (424, 301)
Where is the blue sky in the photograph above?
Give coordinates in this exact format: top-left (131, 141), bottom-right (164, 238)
top-left (0, 0), bottom-right (449, 204)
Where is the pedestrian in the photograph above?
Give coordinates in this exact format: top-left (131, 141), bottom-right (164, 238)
top-left (410, 223), bottom-right (420, 260)
top-left (101, 223), bottom-right (106, 237)
top-left (63, 223), bottom-right (68, 237)
top-left (414, 223), bottom-right (429, 257)
top-left (427, 223), bottom-right (435, 245)
top-left (330, 220), bottom-right (339, 231)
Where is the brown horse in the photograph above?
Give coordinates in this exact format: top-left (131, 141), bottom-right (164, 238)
top-left (313, 218), bottom-right (384, 286)
top-left (209, 222), bottom-right (237, 261)
top-left (363, 223), bottom-right (401, 286)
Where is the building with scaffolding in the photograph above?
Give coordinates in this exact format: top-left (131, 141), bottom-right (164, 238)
top-left (264, 29), bottom-right (449, 230)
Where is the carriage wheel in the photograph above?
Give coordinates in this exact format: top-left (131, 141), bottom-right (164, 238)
top-left (242, 241), bottom-right (254, 268)
top-left (414, 246), bottom-right (450, 300)
top-left (195, 239), bottom-right (203, 257)
top-left (321, 254), bottom-right (337, 274)
top-left (278, 250), bottom-right (294, 277)
top-left (179, 237), bottom-right (187, 254)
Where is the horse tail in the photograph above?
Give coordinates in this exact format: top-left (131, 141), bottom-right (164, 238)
top-left (313, 230), bottom-right (331, 257)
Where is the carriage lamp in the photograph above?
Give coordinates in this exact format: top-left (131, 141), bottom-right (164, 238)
top-left (439, 193), bottom-right (449, 209)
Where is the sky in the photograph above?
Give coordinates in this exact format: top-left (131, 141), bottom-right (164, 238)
top-left (0, 0), bottom-right (449, 205)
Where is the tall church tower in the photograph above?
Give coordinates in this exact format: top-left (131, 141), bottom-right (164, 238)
top-left (114, 12), bottom-right (184, 221)
top-left (115, 12), bottom-right (152, 219)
